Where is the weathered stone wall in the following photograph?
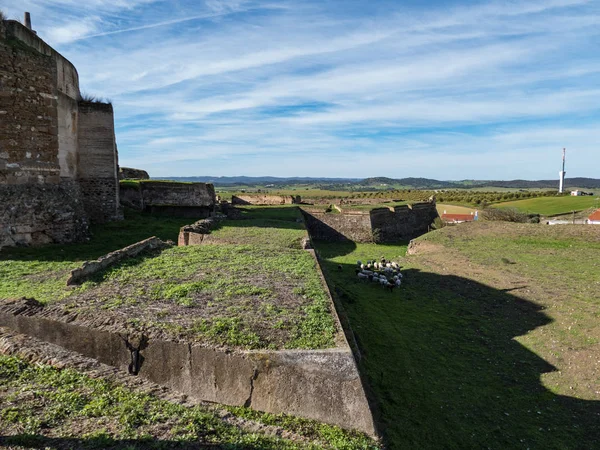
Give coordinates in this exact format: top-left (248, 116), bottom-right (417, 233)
top-left (0, 19), bottom-right (121, 247)
top-left (0, 21), bottom-right (60, 185)
top-left (120, 181), bottom-right (216, 217)
top-left (301, 202), bottom-right (438, 243)
top-left (77, 101), bottom-right (121, 223)
top-left (119, 167), bottom-right (149, 180)
top-left (232, 194), bottom-right (300, 205)
top-left (0, 181), bottom-right (88, 248)
top-left (300, 208), bottom-right (373, 242)
top-left (370, 202), bottom-right (439, 242)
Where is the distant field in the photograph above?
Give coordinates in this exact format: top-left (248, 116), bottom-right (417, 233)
top-left (495, 195), bottom-right (600, 216)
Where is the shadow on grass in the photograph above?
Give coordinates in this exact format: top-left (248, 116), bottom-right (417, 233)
top-left (0, 209), bottom-right (192, 263)
top-left (315, 251), bottom-right (600, 449)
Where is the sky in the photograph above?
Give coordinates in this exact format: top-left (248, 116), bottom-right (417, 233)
top-left (1, 0), bottom-right (599, 179)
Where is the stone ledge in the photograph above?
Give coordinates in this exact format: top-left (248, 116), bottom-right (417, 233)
top-left (66, 236), bottom-right (169, 285)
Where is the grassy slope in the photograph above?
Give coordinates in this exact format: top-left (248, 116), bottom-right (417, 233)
top-left (496, 195), bottom-right (600, 215)
top-left (314, 224), bottom-right (600, 449)
top-left (0, 355), bottom-right (377, 449)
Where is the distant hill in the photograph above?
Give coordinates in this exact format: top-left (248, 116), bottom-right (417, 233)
top-left (153, 176), bottom-right (600, 190)
top-left (154, 176), bottom-right (360, 185)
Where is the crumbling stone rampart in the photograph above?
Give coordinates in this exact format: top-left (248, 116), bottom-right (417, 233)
top-left (119, 167), bottom-right (149, 180)
top-left (120, 181), bottom-right (216, 218)
top-left (301, 202), bottom-right (439, 243)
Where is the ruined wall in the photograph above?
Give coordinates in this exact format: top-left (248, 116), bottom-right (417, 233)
top-left (119, 167), bottom-right (149, 180)
top-left (77, 102), bottom-right (121, 222)
top-left (0, 182), bottom-right (88, 247)
top-left (301, 208), bottom-right (373, 242)
top-left (232, 194), bottom-right (301, 205)
top-left (370, 202), bottom-right (439, 242)
top-left (301, 202), bottom-right (438, 243)
top-left (120, 181), bottom-right (216, 217)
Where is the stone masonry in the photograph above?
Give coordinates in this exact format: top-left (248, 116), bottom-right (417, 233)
top-left (0, 17), bottom-right (121, 249)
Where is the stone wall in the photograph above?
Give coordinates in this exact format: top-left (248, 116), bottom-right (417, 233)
top-left (0, 19), bottom-right (121, 248)
top-left (301, 202), bottom-right (438, 243)
top-left (120, 181), bottom-right (216, 217)
top-left (0, 181), bottom-right (88, 248)
top-left (0, 21), bottom-right (60, 185)
top-left (370, 202), bottom-right (439, 242)
top-left (0, 295), bottom-right (377, 436)
top-left (301, 208), bottom-right (373, 242)
top-left (119, 167), bottom-right (149, 180)
top-left (67, 236), bottom-right (169, 285)
top-left (232, 194), bottom-right (301, 205)
top-left (77, 101), bottom-right (121, 222)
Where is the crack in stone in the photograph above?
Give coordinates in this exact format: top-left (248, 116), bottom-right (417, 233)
top-left (244, 368), bottom-right (259, 408)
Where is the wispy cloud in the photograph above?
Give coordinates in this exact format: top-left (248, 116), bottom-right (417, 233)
top-left (6, 0), bottom-right (598, 178)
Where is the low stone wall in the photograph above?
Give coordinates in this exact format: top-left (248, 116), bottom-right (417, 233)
top-left (177, 216), bottom-right (225, 246)
top-left (0, 298), bottom-right (376, 436)
top-left (67, 236), bottom-right (169, 285)
top-left (119, 167), bottom-right (149, 180)
top-left (370, 202), bottom-right (439, 242)
top-left (120, 181), bottom-right (216, 218)
top-left (232, 195), bottom-right (301, 205)
top-left (300, 208), bottom-right (373, 242)
top-left (301, 202), bottom-right (438, 243)
top-left (0, 181), bottom-right (88, 249)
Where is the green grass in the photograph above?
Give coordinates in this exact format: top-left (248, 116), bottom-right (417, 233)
top-left (0, 354), bottom-right (378, 449)
top-left (495, 195), bottom-right (600, 216)
top-left (0, 207), bottom-right (335, 350)
top-left (313, 228), bottom-right (600, 449)
top-left (0, 209), bottom-right (191, 303)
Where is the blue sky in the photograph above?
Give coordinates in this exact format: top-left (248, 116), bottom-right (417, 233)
top-left (2, 0), bottom-right (599, 179)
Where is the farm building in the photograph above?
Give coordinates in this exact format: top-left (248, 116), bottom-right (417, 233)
top-left (441, 211), bottom-right (478, 224)
top-left (588, 209), bottom-right (600, 225)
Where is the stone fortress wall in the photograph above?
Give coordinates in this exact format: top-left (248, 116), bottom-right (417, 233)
top-left (301, 201), bottom-right (439, 243)
top-left (120, 181), bottom-right (216, 218)
top-left (0, 17), bottom-right (120, 249)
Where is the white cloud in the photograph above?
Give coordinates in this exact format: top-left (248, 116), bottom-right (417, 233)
top-left (9, 0), bottom-right (598, 178)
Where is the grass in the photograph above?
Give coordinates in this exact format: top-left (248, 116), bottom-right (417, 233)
top-left (0, 209), bottom-right (190, 303)
top-left (495, 195), bottom-right (600, 216)
top-left (0, 207), bottom-right (336, 350)
top-left (0, 354), bottom-right (378, 449)
top-left (313, 223), bottom-right (600, 449)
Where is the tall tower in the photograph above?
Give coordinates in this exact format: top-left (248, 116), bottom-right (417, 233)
top-left (559, 148), bottom-right (566, 193)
